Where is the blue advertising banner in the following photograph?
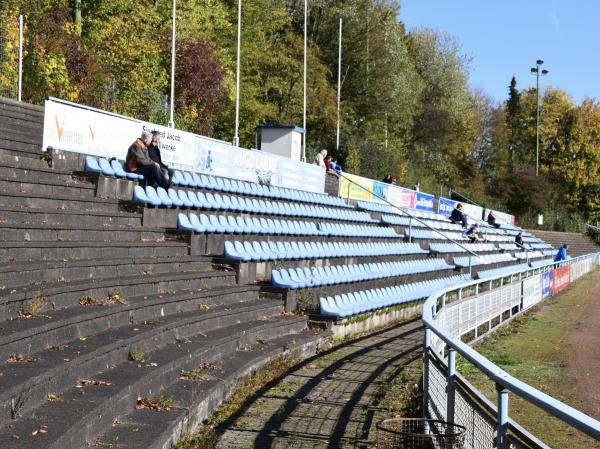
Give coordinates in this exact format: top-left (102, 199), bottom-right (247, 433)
top-left (438, 197), bottom-right (457, 217)
top-left (415, 191), bottom-right (435, 212)
top-left (541, 270), bottom-right (553, 298)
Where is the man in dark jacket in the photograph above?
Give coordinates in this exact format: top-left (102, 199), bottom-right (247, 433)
top-left (449, 203), bottom-right (468, 228)
top-left (487, 211), bottom-right (501, 228)
top-left (148, 131), bottom-right (173, 188)
top-left (125, 131), bottom-right (168, 188)
top-left (515, 232), bottom-right (525, 249)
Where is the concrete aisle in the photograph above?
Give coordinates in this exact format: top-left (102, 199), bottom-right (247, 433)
top-left (217, 319), bottom-right (423, 449)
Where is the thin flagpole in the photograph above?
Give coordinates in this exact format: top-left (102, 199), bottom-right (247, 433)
top-left (302, 0), bottom-right (307, 161)
top-left (168, 0), bottom-right (176, 128)
top-left (233, 0), bottom-right (242, 147)
top-left (336, 17), bottom-right (342, 152)
top-left (18, 14), bottom-right (23, 102)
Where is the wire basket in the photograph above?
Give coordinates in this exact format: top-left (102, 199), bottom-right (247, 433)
top-left (376, 418), bottom-right (466, 449)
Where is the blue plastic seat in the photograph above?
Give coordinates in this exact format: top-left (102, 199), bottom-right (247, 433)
top-left (155, 187), bottom-right (173, 206)
top-left (84, 155), bottom-right (102, 173)
top-left (198, 214), bottom-right (216, 233)
top-left (177, 213), bottom-right (196, 232)
top-left (98, 158), bottom-right (116, 176)
top-left (186, 191), bottom-right (202, 208)
top-left (167, 188), bottom-right (184, 207)
top-left (171, 170), bottom-right (186, 186)
top-left (110, 159), bottom-right (139, 180)
top-left (189, 213), bottom-right (206, 232)
top-left (144, 186), bottom-right (162, 206)
top-left (183, 172), bottom-right (197, 187)
top-left (224, 241), bottom-right (251, 261)
top-left (133, 185), bottom-right (160, 206)
top-left (177, 190), bottom-right (194, 208)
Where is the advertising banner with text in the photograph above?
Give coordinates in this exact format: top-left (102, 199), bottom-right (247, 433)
top-left (42, 98), bottom-right (326, 193)
top-left (484, 208), bottom-right (516, 226)
top-left (522, 275), bottom-right (543, 310)
top-left (541, 270), bottom-right (553, 298)
top-left (438, 197), bottom-right (484, 222)
top-left (415, 191), bottom-right (435, 212)
top-left (552, 266), bottom-right (571, 293)
top-left (339, 173), bottom-right (419, 210)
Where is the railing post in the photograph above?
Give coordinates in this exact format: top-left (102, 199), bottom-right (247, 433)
top-left (496, 385), bottom-right (509, 449)
top-left (408, 217), bottom-right (412, 243)
top-left (447, 348), bottom-right (456, 424)
top-left (441, 293), bottom-right (446, 308)
top-left (18, 14), bottom-right (23, 102)
top-left (422, 327), bottom-right (431, 426)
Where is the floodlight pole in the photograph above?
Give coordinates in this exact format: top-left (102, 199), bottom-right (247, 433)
top-left (531, 60), bottom-right (548, 177)
top-left (336, 18), bottom-right (342, 152)
top-left (168, 0), bottom-right (176, 128)
top-left (233, 0), bottom-right (242, 147)
top-left (302, 0), bottom-right (307, 161)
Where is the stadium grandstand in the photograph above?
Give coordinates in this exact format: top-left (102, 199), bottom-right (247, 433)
top-left (0, 95), bottom-right (599, 449)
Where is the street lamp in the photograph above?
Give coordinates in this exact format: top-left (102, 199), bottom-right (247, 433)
top-left (530, 59), bottom-right (549, 176)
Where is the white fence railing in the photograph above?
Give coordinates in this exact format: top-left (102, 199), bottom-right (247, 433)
top-left (422, 253), bottom-right (600, 448)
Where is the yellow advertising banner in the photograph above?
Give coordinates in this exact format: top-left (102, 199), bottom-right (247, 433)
top-left (339, 173), bottom-right (374, 201)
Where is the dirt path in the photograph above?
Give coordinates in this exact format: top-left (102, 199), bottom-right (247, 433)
top-left (565, 274), bottom-right (600, 419)
top-left (216, 319), bottom-right (423, 449)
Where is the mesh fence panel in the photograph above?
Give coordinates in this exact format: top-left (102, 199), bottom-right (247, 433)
top-left (0, 24), bottom-right (18, 99)
top-left (428, 358), bottom-right (448, 423)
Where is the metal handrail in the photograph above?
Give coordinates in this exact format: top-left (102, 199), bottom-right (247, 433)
top-left (422, 252), bottom-right (600, 442)
top-left (336, 172), bottom-right (479, 259)
top-left (586, 223), bottom-right (600, 233)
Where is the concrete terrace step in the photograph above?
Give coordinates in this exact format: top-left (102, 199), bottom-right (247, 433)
top-left (0, 205), bottom-right (142, 227)
top-left (0, 268), bottom-right (238, 320)
top-left (0, 255), bottom-right (213, 286)
top-left (0, 176), bottom-right (96, 199)
top-left (0, 97), bottom-right (44, 115)
top-left (0, 190), bottom-right (125, 212)
top-left (0, 314), bottom-right (307, 449)
top-left (529, 230), bottom-right (600, 257)
top-left (0, 159), bottom-right (86, 183)
top-left (0, 240), bottom-right (189, 264)
top-left (0, 297), bottom-right (282, 425)
top-left (98, 330), bottom-right (325, 449)
top-left (0, 222), bottom-right (165, 243)
top-left (0, 138), bottom-right (42, 156)
top-left (0, 152), bottom-right (63, 171)
top-left (0, 283), bottom-right (262, 360)
top-left (0, 127), bottom-right (43, 146)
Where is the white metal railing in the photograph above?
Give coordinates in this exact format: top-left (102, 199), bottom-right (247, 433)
top-left (422, 253), bottom-right (600, 448)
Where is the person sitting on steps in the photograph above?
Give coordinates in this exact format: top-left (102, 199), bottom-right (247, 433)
top-left (450, 203), bottom-right (468, 228)
top-left (515, 232), bottom-right (525, 249)
top-left (465, 223), bottom-right (481, 243)
top-left (125, 131), bottom-right (169, 188)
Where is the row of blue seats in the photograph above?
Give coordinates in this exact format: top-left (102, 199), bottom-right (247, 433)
top-left (224, 240), bottom-right (428, 262)
top-left (133, 186), bottom-right (373, 222)
top-left (178, 213), bottom-right (322, 235)
top-left (272, 258), bottom-right (452, 289)
top-left (476, 263), bottom-right (530, 279)
top-left (453, 253), bottom-right (514, 268)
top-left (319, 274), bottom-right (472, 317)
top-left (85, 156), bottom-right (144, 181)
top-left (515, 250), bottom-right (545, 260)
top-left (85, 155), bottom-right (349, 209)
top-left (318, 222), bottom-right (400, 238)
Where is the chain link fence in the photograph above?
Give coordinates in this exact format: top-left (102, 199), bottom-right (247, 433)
top-left (0, 21), bottom-right (19, 100)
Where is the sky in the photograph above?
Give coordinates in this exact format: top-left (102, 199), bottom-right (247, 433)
top-left (400, 0), bottom-right (599, 105)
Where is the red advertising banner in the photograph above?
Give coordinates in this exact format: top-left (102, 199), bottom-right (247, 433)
top-left (552, 266), bottom-right (571, 293)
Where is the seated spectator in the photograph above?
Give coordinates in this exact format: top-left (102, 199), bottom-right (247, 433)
top-left (314, 149), bottom-right (327, 168)
top-left (391, 177), bottom-right (397, 185)
top-left (148, 131), bottom-right (174, 188)
top-left (125, 131), bottom-right (169, 188)
top-left (554, 244), bottom-right (569, 262)
top-left (487, 211), bottom-right (501, 228)
top-left (465, 223), bottom-right (481, 243)
top-left (413, 181), bottom-right (420, 192)
top-left (449, 203), bottom-right (468, 228)
top-left (382, 175), bottom-right (392, 184)
top-left (329, 157), bottom-right (342, 172)
top-left (515, 232), bottom-right (525, 249)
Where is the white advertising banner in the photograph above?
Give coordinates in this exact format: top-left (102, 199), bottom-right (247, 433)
top-left (42, 98), bottom-right (326, 193)
top-left (484, 208), bottom-right (516, 226)
top-left (522, 275), bottom-right (542, 310)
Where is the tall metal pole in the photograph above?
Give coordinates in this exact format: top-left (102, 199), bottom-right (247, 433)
top-left (233, 0), bottom-right (242, 147)
top-left (17, 15), bottom-right (23, 102)
top-left (535, 68), bottom-right (540, 177)
top-left (336, 18), bottom-right (342, 153)
top-left (302, 0), bottom-right (307, 162)
top-left (168, 0), bottom-right (176, 128)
